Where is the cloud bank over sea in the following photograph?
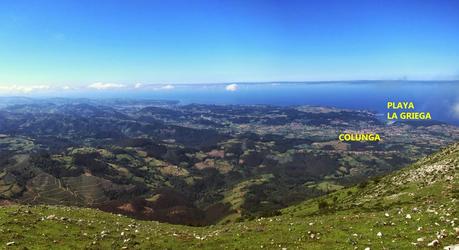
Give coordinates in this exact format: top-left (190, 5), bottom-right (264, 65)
top-left (0, 83), bottom-right (179, 94)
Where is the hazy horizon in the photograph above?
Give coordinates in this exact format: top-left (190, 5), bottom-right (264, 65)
top-left (1, 79), bottom-right (458, 96)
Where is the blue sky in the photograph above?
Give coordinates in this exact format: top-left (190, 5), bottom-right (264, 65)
top-left (0, 0), bottom-right (458, 91)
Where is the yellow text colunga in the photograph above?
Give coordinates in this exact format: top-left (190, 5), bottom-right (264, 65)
top-left (339, 133), bottom-right (381, 142)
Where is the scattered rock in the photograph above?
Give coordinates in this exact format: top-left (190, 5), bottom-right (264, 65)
top-left (46, 214), bottom-right (56, 220)
top-left (437, 229), bottom-right (448, 239)
top-left (444, 244), bottom-right (459, 250)
top-left (427, 239), bottom-right (439, 247)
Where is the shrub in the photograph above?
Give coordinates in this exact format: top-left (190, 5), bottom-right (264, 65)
top-left (318, 200), bottom-right (329, 210)
top-left (358, 181), bottom-right (369, 189)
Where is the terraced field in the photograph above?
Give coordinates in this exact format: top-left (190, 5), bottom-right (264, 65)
top-left (22, 173), bottom-right (78, 204)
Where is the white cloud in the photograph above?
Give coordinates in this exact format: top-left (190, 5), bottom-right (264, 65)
top-left (161, 84), bottom-right (175, 90)
top-left (88, 82), bottom-right (126, 90)
top-left (132, 83), bottom-right (175, 90)
top-left (61, 85), bottom-right (76, 90)
top-left (225, 84), bottom-right (238, 92)
top-left (0, 84), bottom-right (50, 93)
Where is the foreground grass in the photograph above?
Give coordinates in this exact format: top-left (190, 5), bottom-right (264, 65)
top-left (1, 144), bottom-right (458, 249)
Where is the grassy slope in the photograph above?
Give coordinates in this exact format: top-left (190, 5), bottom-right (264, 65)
top-left (0, 143), bottom-right (458, 249)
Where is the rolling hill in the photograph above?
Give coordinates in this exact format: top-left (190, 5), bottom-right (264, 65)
top-left (2, 100), bottom-right (459, 227)
top-left (1, 141), bottom-right (458, 249)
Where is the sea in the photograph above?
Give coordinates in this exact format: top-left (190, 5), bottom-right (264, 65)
top-left (14, 81), bottom-right (459, 125)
